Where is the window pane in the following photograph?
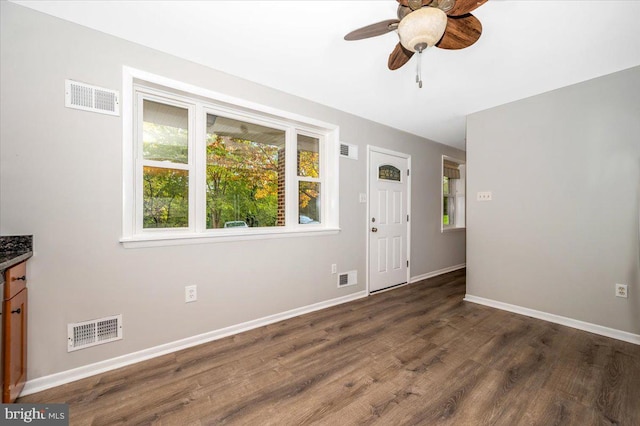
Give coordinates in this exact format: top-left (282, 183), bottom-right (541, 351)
top-left (443, 196), bottom-right (455, 226)
top-left (443, 196), bottom-right (449, 225)
top-left (143, 166), bottom-right (189, 228)
top-left (449, 197), bottom-right (456, 226)
top-left (205, 115), bottom-right (285, 229)
top-left (379, 165), bottom-right (401, 181)
top-left (443, 176), bottom-right (449, 196)
top-left (143, 100), bottom-right (188, 163)
top-left (297, 135), bottom-right (320, 177)
top-left (299, 182), bottom-right (320, 224)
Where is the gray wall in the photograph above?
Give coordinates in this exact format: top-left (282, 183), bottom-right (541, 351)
top-left (0, 2), bottom-right (465, 380)
top-left (467, 66), bottom-right (640, 335)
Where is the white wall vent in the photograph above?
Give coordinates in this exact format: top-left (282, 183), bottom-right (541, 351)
top-left (65, 80), bottom-right (120, 116)
top-left (340, 142), bottom-right (358, 160)
top-left (67, 314), bottom-right (123, 352)
top-left (337, 270), bottom-right (358, 288)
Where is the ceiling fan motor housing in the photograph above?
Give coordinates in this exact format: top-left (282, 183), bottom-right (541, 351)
top-left (398, 7), bottom-right (448, 52)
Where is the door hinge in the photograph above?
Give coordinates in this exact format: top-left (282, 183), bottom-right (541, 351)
top-left (407, 260), bottom-right (409, 267)
top-left (407, 169), bottom-right (410, 176)
top-left (407, 214), bottom-right (409, 222)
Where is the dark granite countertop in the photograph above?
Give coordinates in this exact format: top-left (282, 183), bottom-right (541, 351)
top-left (0, 250), bottom-right (33, 271)
top-left (0, 235), bottom-right (33, 280)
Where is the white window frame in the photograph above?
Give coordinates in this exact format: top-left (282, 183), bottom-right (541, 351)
top-left (296, 131), bottom-right (324, 225)
top-left (121, 67), bottom-right (339, 248)
top-left (441, 155), bottom-right (466, 232)
top-left (134, 93), bottom-right (196, 235)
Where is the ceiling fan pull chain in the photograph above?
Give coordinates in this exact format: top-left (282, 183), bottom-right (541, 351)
top-left (416, 50), bottom-right (423, 89)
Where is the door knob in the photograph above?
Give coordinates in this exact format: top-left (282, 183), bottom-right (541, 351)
top-left (371, 227), bottom-right (378, 232)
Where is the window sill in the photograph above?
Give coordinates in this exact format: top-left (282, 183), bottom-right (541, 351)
top-left (441, 226), bottom-right (466, 233)
top-left (120, 227), bottom-right (341, 248)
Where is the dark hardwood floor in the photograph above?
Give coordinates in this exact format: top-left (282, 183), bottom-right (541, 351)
top-left (20, 269), bottom-right (640, 425)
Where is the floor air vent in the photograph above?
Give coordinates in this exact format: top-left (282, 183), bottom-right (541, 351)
top-left (68, 315), bottom-right (123, 352)
top-left (65, 80), bottom-right (120, 116)
top-left (340, 143), bottom-right (358, 160)
top-left (338, 270), bottom-right (357, 288)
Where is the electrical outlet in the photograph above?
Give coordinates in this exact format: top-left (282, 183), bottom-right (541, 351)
top-left (615, 283), bottom-right (628, 298)
top-left (185, 285), bottom-right (197, 303)
top-left (331, 264), bottom-right (337, 274)
top-left (477, 191), bottom-right (492, 201)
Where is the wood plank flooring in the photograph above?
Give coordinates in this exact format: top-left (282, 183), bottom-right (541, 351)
top-left (19, 270), bottom-right (640, 425)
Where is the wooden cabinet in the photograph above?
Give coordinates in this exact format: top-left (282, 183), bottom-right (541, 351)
top-left (2, 261), bottom-right (28, 403)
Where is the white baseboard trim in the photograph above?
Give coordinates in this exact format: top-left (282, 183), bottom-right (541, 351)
top-left (464, 294), bottom-right (640, 345)
top-left (22, 290), bottom-right (368, 397)
top-left (410, 263), bottom-right (466, 284)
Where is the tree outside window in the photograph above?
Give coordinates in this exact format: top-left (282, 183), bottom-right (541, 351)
top-left (205, 115), bottom-right (284, 229)
top-left (442, 158), bottom-right (465, 230)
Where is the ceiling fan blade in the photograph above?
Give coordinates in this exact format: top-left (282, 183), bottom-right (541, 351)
top-left (446, 0), bottom-right (488, 16)
top-left (436, 13), bottom-right (482, 50)
top-left (344, 19), bottom-right (400, 41)
top-left (388, 42), bottom-right (414, 70)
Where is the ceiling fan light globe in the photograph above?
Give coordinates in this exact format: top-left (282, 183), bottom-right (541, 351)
top-left (397, 7), bottom-right (448, 52)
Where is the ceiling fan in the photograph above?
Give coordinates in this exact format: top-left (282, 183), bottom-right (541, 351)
top-left (344, 0), bottom-right (488, 86)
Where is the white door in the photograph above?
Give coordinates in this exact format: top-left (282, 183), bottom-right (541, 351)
top-left (368, 149), bottom-right (409, 292)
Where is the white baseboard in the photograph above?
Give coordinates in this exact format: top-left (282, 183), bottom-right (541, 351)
top-left (464, 294), bottom-right (640, 345)
top-left (22, 290), bottom-right (368, 397)
top-left (410, 263), bottom-right (466, 284)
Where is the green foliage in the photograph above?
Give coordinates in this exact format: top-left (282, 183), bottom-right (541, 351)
top-left (143, 143), bottom-right (188, 164)
top-left (143, 122), bottom-right (188, 164)
top-left (143, 167), bottom-right (189, 228)
top-left (141, 119), bottom-right (190, 228)
top-left (206, 135), bottom-right (280, 228)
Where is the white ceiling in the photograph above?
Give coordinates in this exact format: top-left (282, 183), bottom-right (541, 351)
top-left (13, 0), bottom-right (640, 150)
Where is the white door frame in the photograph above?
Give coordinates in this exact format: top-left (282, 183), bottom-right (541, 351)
top-left (366, 145), bottom-right (411, 295)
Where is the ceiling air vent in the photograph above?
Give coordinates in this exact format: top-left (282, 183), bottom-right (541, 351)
top-left (337, 270), bottom-right (358, 288)
top-left (340, 142), bottom-right (358, 160)
top-left (68, 314), bottom-right (123, 352)
top-left (65, 80), bottom-right (120, 116)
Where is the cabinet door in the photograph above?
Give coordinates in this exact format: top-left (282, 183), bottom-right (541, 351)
top-left (3, 288), bottom-right (27, 403)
